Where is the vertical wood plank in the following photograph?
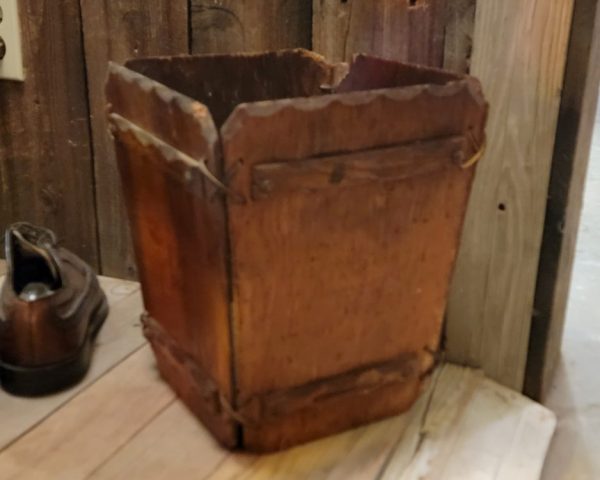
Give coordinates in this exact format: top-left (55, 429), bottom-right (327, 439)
top-left (443, 0), bottom-right (476, 73)
top-left (312, 0), bottom-right (446, 66)
top-left (525, 0), bottom-right (600, 400)
top-left (0, 0), bottom-right (98, 267)
top-left (191, 1), bottom-right (312, 54)
top-left (446, 0), bottom-right (575, 390)
top-left (80, 0), bottom-right (188, 278)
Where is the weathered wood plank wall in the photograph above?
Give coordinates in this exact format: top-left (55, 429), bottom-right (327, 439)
top-left (446, 0), bottom-right (575, 391)
top-left (80, 0), bottom-right (188, 278)
top-left (0, 0), bottom-right (98, 266)
top-left (0, 0), bottom-right (594, 394)
top-left (191, 1), bottom-right (312, 54)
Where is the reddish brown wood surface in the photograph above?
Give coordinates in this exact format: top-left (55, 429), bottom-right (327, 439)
top-left (221, 55), bottom-right (486, 450)
top-left (106, 68), bottom-right (235, 446)
top-left (107, 50), bottom-right (487, 452)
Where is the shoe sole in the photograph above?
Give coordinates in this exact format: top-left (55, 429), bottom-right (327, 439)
top-left (0, 297), bottom-right (109, 397)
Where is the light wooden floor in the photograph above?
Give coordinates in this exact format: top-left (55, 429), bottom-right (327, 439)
top-left (0, 268), bottom-right (556, 479)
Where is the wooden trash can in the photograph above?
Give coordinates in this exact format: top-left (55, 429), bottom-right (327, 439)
top-left (106, 49), bottom-right (488, 452)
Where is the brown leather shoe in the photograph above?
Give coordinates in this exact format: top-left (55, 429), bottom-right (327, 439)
top-left (0, 223), bottom-right (108, 396)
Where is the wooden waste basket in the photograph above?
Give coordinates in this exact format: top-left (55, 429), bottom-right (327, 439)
top-left (106, 49), bottom-right (487, 452)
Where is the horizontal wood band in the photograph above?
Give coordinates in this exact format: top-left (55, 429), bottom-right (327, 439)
top-left (236, 351), bottom-right (426, 425)
top-left (251, 135), bottom-right (469, 200)
top-left (142, 314), bottom-right (432, 427)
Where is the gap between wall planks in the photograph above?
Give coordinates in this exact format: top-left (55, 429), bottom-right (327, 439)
top-left (312, 0), bottom-right (446, 65)
top-left (79, 0), bottom-right (189, 279)
top-left (190, 0), bottom-right (313, 54)
top-left (525, 0), bottom-right (600, 400)
top-left (0, 0), bottom-right (98, 267)
top-left (446, 0), bottom-right (576, 391)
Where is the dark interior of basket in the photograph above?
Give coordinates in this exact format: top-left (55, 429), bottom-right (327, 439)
top-left (126, 50), bottom-right (461, 128)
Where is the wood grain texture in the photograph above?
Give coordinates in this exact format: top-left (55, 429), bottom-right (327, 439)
top-left (0, 0), bottom-right (97, 267)
top-left (191, 0), bottom-right (312, 54)
top-left (526, 0), bottom-right (600, 400)
top-left (312, 0), bottom-right (446, 66)
top-left (80, 0), bottom-right (188, 278)
top-left (0, 347), bottom-right (174, 480)
top-left (107, 51), bottom-right (486, 451)
top-left (443, 0), bottom-right (476, 73)
top-left (219, 54), bottom-right (486, 451)
top-left (251, 136), bottom-right (469, 200)
top-left (0, 274), bottom-right (143, 450)
top-left (222, 65), bottom-right (485, 396)
top-left (446, 0), bottom-right (575, 391)
top-left (380, 366), bottom-right (556, 480)
top-left (106, 65), bottom-right (236, 446)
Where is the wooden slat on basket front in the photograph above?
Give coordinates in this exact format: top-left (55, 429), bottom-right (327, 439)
top-left (0, 274), bottom-right (145, 450)
top-left (0, 271), bottom-right (555, 479)
top-left (380, 366), bottom-right (556, 480)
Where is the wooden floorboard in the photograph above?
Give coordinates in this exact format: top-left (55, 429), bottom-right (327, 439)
top-left (0, 274), bottom-right (556, 479)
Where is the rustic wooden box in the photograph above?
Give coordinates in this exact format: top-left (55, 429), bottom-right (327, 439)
top-left (106, 49), bottom-right (487, 452)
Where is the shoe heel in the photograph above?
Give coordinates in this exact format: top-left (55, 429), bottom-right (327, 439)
top-left (0, 296), bottom-right (109, 397)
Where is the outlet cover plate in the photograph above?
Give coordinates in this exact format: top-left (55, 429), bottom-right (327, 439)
top-left (0, 0), bottom-right (24, 81)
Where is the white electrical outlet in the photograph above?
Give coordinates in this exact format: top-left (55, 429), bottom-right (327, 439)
top-left (0, 0), bottom-right (24, 81)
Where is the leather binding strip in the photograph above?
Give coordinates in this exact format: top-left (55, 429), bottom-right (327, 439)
top-left (142, 313), bottom-right (433, 427)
